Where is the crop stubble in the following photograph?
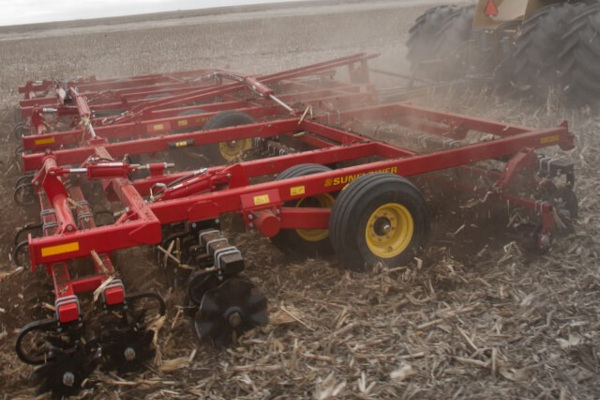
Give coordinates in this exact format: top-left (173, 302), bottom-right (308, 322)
top-left (0, 1), bottom-right (598, 399)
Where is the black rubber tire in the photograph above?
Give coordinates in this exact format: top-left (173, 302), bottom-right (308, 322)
top-left (512, 3), bottom-right (588, 97)
top-left (270, 164), bottom-right (334, 258)
top-left (13, 122), bottom-right (28, 140)
top-left (330, 173), bottom-right (429, 272)
top-left (429, 5), bottom-right (475, 81)
top-left (406, 5), bottom-right (461, 78)
top-left (560, 3), bottom-right (600, 104)
top-left (202, 110), bottom-right (256, 164)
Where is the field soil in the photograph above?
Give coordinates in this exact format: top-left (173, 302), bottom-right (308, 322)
top-left (0, 1), bottom-right (599, 399)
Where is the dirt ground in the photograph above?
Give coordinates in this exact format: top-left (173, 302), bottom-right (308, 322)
top-left (0, 0), bottom-right (599, 399)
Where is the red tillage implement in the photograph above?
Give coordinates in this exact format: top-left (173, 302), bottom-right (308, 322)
top-left (12, 54), bottom-right (576, 398)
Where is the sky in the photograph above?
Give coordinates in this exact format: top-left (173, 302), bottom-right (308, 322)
top-left (0, 0), bottom-right (308, 27)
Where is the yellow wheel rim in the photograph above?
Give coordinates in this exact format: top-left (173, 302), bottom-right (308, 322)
top-left (218, 138), bottom-right (253, 161)
top-left (296, 193), bottom-right (335, 242)
top-left (365, 203), bottom-right (414, 259)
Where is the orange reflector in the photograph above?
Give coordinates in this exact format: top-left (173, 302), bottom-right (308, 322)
top-left (484, 0), bottom-right (498, 17)
top-left (41, 241), bottom-right (80, 257)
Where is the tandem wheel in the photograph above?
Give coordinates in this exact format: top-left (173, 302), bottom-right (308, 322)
top-left (329, 173), bottom-right (430, 272)
top-left (270, 164), bottom-right (335, 258)
top-left (202, 110), bottom-right (256, 163)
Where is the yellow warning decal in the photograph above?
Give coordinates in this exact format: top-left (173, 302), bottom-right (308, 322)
top-left (325, 167), bottom-right (399, 187)
top-left (196, 117), bottom-right (209, 124)
top-left (290, 186), bottom-right (305, 196)
top-left (41, 242), bottom-right (80, 257)
top-left (540, 135), bottom-right (560, 144)
top-left (177, 119), bottom-right (188, 127)
top-left (174, 141), bottom-right (189, 148)
top-left (34, 137), bottom-right (56, 145)
top-left (253, 194), bottom-right (270, 206)
top-left (153, 124), bottom-right (164, 131)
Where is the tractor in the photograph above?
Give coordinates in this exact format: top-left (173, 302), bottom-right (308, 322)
top-left (407, 0), bottom-right (600, 103)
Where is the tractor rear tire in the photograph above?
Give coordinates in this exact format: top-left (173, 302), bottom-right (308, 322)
top-left (406, 5), bottom-right (461, 79)
top-left (427, 5), bottom-right (475, 81)
top-left (560, 4), bottom-right (600, 104)
top-left (202, 110), bottom-right (256, 164)
top-left (271, 164), bottom-right (335, 259)
top-left (513, 2), bottom-right (588, 98)
top-left (329, 173), bottom-right (430, 272)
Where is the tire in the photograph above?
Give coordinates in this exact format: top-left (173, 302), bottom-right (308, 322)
top-left (202, 110), bottom-right (256, 163)
top-left (406, 5), bottom-right (461, 78)
top-left (429, 5), bottom-right (475, 81)
top-left (559, 3), bottom-right (600, 104)
top-left (512, 3), bottom-right (588, 97)
top-left (270, 164), bottom-right (335, 258)
top-left (330, 173), bottom-right (430, 272)
top-left (13, 122), bottom-right (29, 140)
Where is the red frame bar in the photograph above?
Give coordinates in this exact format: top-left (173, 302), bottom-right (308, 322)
top-left (25, 103), bottom-right (573, 268)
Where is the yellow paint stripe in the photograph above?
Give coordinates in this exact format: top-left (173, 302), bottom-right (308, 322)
top-left (540, 135), bottom-right (559, 144)
top-left (290, 186), bottom-right (305, 196)
top-left (153, 124), bottom-right (164, 131)
top-left (253, 194), bottom-right (270, 206)
top-left (41, 242), bottom-right (80, 257)
top-left (34, 137), bottom-right (56, 145)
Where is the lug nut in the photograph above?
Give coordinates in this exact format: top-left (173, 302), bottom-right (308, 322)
top-left (124, 347), bottom-right (136, 361)
top-left (62, 371), bottom-right (75, 387)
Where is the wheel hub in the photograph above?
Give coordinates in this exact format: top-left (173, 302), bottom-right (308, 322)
top-left (219, 138), bottom-right (252, 161)
top-left (365, 204), bottom-right (414, 259)
top-left (193, 277), bottom-right (268, 347)
top-left (373, 216), bottom-right (393, 235)
top-left (124, 347), bottom-right (136, 362)
top-left (62, 371), bottom-right (75, 387)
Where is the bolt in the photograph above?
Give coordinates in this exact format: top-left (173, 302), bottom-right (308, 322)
top-left (192, 222), bottom-right (197, 229)
top-left (540, 234), bottom-right (551, 248)
top-left (248, 214), bottom-right (254, 220)
top-left (62, 371), bottom-right (75, 387)
top-left (249, 222), bottom-right (254, 229)
top-left (381, 223), bottom-right (392, 234)
top-left (228, 312), bottom-right (242, 328)
top-left (124, 347), bottom-right (136, 362)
